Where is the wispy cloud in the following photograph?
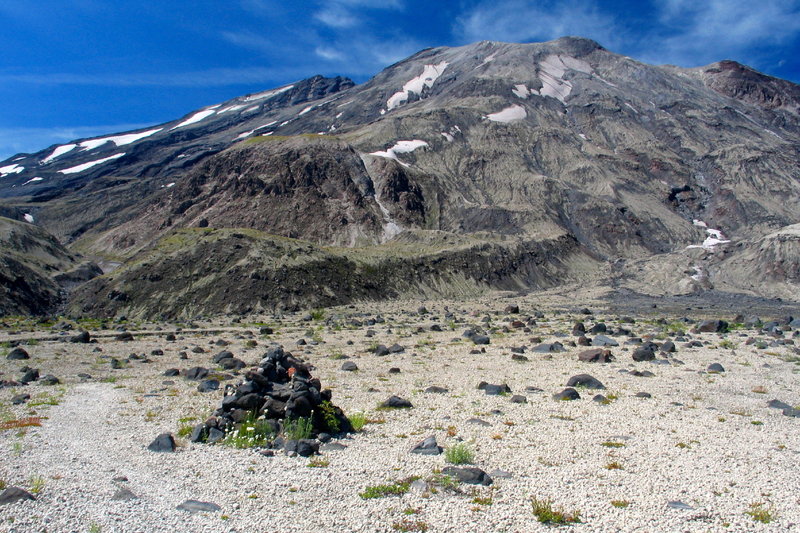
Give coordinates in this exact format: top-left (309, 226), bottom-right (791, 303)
top-left (313, 0), bottom-right (404, 29)
top-left (0, 124), bottom-right (150, 161)
top-left (455, 0), bottom-right (624, 50)
top-left (645, 0), bottom-right (800, 66)
top-left (0, 66), bottom-right (312, 88)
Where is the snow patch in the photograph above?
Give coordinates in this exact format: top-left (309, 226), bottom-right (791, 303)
top-left (480, 52), bottom-right (498, 67)
top-left (486, 105), bottom-right (527, 123)
top-left (387, 61), bottom-right (448, 111)
top-left (441, 132), bottom-right (454, 142)
top-left (625, 103), bottom-right (638, 114)
top-left (687, 221), bottom-right (730, 250)
top-left (369, 140), bottom-right (429, 166)
top-left (23, 213), bottom-right (34, 223)
top-left (298, 105), bottom-right (314, 116)
top-left (79, 128), bottom-right (162, 150)
top-left (217, 104), bottom-right (247, 114)
top-left (244, 85), bottom-right (294, 102)
top-left (0, 164), bottom-right (24, 177)
top-left (578, 133), bottom-right (587, 140)
top-left (537, 54), bottom-right (592, 104)
top-left (43, 144), bottom-right (77, 163)
top-left (170, 110), bottom-right (216, 130)
top-left (244, 106), bottom-right (259, 113)
top-left (22, 177), bottom-right (44, 185)
top-left (512, 84), bottom-right (537, 98)
top-left (59, 153), bottom-right (125, 174)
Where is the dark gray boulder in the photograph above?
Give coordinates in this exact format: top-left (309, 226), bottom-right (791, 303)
top-left (566, 374), bottom-right (605, 389)
top-left (410, 436), bottom-right (443, 455)
top-left (7, 347), bottom-right (29, 360)
top-left (380, 395), bottom-right (413, 408)
top-left (442, 466), bottom-right (493, 486)
top-left (0, 487), bottom-right (35, 505)
top-left (553, 388), bottom-right (581, 401)
top-left (147, 433), bottom-right (176, 452)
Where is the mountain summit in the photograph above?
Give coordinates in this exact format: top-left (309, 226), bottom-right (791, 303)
top-left (1, 37), bottom-right (798, 317)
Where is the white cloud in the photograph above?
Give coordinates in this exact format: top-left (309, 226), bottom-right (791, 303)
top-left (455, 0), bottom-right (624, 50)
top-left (646, 0), bottom-right (800, 66)
top-left (315, 46), bottom-right (345, 61)
top-left (314, 0), bottom-right (404, 29)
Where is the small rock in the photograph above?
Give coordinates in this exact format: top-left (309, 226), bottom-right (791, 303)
top-left (667, 500), bottom-right (694, 510)
top-left (111, 488), bottom-right (138, 501)
top-left (115, 332), bottom-right (134, 342)
top-left (39, 374), bottom-right (60, 386)
top-left (767, 399), bottom-right (792, 410)
top-left (591, 335), bottom-right (619, 347)
top-left (577, 348), bottom-right (614, 363)
top-left (466, 418), bottom-right (491, 427)
top-left (320, 442), bottom-right (348, 452)
top-left (635, 392), bottom-right (652, 398)
top-left (593, 394), bottom-right (608, 403)
top-left (425, 386), bottom-right (448, 393)
top-left (176, 500), bottom-right (222, 513)
top-left (341, 361), bottom-right (358, 371)
top-left (442, 466), bottom-right (493, 486)
top-left (472, 335), bottom-right (490, 345)
top-left (632, 344), bottom-right (656, 362)
top-left (510, 394), bottom-right (527, 404)
top-left (410, 436), bottom-right (443, 455)
top-left (489, 469), bottom-right (512, 479)
top-left (163, 368), bottom-right (180, 377)
top-left (553, 388), bottom-right (580, 401)
top-left (697, 320), bottom-right (728, 333)
top-left (183, 367), bottom-right (209, 380)
top-left (197, 379), bottom-right (220, 392)
top-left (0, 487), bottom-right (35, 505)
top-left (707, 363), bottom-right (725, 373)
top-left (11, 393), bottom-right (30, 405)
top-left (783, 407), bottom-right (800, 418)
top-left (6, 347), bottom-right (29, 360)
top-left (147, 433), bottom-right (176, 452)
top-left (532, 342), bottom-right (565, 353)
top-left (69, 331), bottom-right (91, 343)
top-left (380, 395), bottom-right (413, 408)
top-left (566, 374), bottom-right (605, 389)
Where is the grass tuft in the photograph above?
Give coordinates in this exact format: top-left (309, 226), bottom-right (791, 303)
top-left (531, 497), bottom-right (581, 525)
top-left (445, 443), bottom-right (475, 465)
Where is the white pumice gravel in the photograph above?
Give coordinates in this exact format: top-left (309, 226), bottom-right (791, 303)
top-left (1, 294), bottom-right (799, 532)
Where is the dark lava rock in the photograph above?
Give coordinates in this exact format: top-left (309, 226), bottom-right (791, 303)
top-left (388, 367), bottom-right (401, 374)
top-left (783, 407), bottom-right (800, 417)
top-left (510, 394), bottom-right (527, 403)
top-left (466, 418), bottom-right (491, 427)
top-left (504, 304), bottom-right (520, 314)
top-left (341, 361), bottom-right (358, 371)
top-left (219, 357), bottom-right (246, 370)
top-left (374, 344), bottom-right (390, 356)
top-left (212, 350), bottom-right (234, 364)
top-left (577, 336), bottom-right (592, 346)
top-left (532, 342), bottom-right (564, 353)
top-left (111, 488), bottom-right (139, 501)
top-left (388, 343), bottom-right (405, 354)
top-left (380, 395), bottom-right (413, 408)
top-left (707, 363), bottom-right (725, 373)
top-left (70, 331), bottom-right (91, 343)
top-left (589, 323), bottom-right (607, 334)
top-left (115, 332), bottom-right (135, 342)
top-left (197, 379), bottom-right (220, 392)
top-left (183, 367), bottom-right (209, 380)
top-left (511, 354), bottom-right (529, 362)
top-left (768, 399), bottom-right (792, 410)
top-left (553, 388), bottom-right (581, 401)
top-left (572, 322), bottom-right (586, 335)
top-left (566, 374), bottom-right (605, 389)
top-left (163, 368), bottom-right (180, 376)
top-left (632, 344), bottom-right (657, 362)
top-left (577, 348), bottom-right (615, 363)
top-left (635, 392), bottom-right (652, 398)
top-left (697, 320), bottom-right (728, 333)
top-left (472, 335), bottom-right (490, 345)
top-left (11, 393), bottom-right (30, 405)
top-left (39, 374), bottom-right (60, 386)
top-left (19, 368), bottom-right (39, 383)
top-left (593, 394), bottom-right (608, 403)
top-left (425, 386), bottom-right (448, 393)
top-left (410, 436), bottom-right (443, 455)
top-left (285, 439), bottom-right (320, 457)
top-left (176, 500), bottom-right (222, 513)
top-left (0, 487), bottom-right (35, 505)
top-left (667, 500), bottom-right (694, 510)
top-left (442, 466), bottom-right (493, 486)
top-left (660, 341), bottom-right (676, 353)
top-left (591, 335), bottom-right (618, 347)
top-left (478, 382), bottom-right (512, 395)
top-left (7, 347), bottom-right (29, 360)
top-left (165, 333), bottom-right (177, 341)
top-left (320, 442), bottom-right (348, 452)
top-left (147, 433), bottom-right (176, 452)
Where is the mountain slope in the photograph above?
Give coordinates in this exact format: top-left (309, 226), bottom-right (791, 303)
top-left (1, 36), bottom-right (799, 317)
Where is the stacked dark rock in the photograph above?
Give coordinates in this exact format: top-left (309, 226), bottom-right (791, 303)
top-left (192, 344), bottom-right (352, 448)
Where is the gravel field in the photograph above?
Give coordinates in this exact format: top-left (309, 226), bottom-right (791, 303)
top-left (1, 293), bottom-right (799, 532)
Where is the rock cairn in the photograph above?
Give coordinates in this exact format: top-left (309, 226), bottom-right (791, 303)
top-left (191, 344), bottom-right (352, 452)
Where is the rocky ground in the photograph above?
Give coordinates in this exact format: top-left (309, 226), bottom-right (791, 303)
top-left (1, 288), bottom-right (799, 532)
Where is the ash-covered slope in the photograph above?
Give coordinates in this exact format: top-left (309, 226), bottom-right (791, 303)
top-left (2, 36), bottom-right (800, 317)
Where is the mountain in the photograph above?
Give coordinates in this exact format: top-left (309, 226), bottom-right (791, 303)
top-left (1, 37), bottom-right (799, 318)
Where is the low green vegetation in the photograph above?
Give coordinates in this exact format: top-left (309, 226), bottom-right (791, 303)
top-left (611, 500), bottom-right (630, 508)
top-left (222, 411), bottom-right (275, 449)
top-left (283, 417), bottom-right (313, 440)
top-left (746, 502), bottom-right (776, 523)
top-left (601, 441), bottom-right (625, 448)
top-left (348, 412), bottom-right (368, 431)
top-left (359, 478), bottom-right (416, 499)
top-left (531, 497), bottom-right (582, 525)
top-left (445, 443), bottom-right (475, 465)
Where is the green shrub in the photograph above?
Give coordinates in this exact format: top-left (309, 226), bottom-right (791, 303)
top-left (348, 412), bottom-right (368, 431)
top-left (445, 443), bottom-right (475, 465)
top-left (318, 401), bottom-right (340, 433)
top-left (359, 479), bottom-right (413, 499)
top-left (283, 417), bottom-right (313, 440)
top-left (746, 502), bottom-right (776, 523)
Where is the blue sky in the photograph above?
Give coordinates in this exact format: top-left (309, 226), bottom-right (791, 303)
top-left (2, 0), bottom-right (800, 160)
